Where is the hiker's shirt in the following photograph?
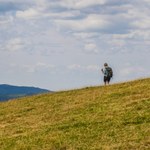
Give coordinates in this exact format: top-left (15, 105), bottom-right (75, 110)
top-left (103, 67), bottom-right (109, 77)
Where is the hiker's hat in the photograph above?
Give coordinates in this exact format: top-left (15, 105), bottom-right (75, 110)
top-left (104, 63), bottom-right (108, 66)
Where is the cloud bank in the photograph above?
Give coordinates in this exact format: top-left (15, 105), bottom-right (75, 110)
top-left (0, 0), bottom-right (150, 90)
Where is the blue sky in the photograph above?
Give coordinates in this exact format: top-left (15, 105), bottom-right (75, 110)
top-left (0, 0), bottom-right (150, 91)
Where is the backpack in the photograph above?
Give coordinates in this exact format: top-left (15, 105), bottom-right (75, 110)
top-left (106, 67), bottom-right (113, 78)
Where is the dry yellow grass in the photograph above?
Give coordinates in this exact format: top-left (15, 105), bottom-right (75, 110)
top-left (0, 78), bottom-right (150, 150)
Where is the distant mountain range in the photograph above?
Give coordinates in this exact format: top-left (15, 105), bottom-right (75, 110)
top-left (0, 84), bottom-right (51, 101)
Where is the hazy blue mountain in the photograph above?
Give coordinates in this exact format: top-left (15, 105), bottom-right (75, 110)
top-left (0, 84), bottom-right (51, 101)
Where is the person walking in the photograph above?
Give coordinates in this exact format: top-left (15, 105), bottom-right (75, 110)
top-left (101, 63), bottom-right (113, 85)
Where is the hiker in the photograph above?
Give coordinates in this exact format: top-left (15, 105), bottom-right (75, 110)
top-left (101, 63), bottom-right (113, 85)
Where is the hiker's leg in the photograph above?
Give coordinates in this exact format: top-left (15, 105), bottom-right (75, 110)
top-left (105, 77), bottom-right (109, 85)
top-left (104, 76), bottom-right (106, 85)
top-left (108, 77), bottom-right (110, 85)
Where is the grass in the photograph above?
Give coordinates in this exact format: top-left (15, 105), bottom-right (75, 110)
top-left (0, 78), bottom-right (150, 150)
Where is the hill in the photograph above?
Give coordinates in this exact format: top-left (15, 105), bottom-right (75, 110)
top-left (0, 84), bottom-right (50, 101)
top-left (0, 78), bottom-right (150, 150)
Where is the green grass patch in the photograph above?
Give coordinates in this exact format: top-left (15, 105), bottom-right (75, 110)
top-left (0, 78), bottom-right (150, 149)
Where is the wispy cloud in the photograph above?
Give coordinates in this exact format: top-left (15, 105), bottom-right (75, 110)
top-left (84, 43), bottom-right (99, 54)
top-left (0, 38), bottom-right (24, 52)
top-left (54, 14), bottom-right (111, 32)
top-left (67, 64), bottom-right (99, 71)
top-left (1, 0), bottom-right (150, 55)
top-left (63, 0), bottom-right (105, 9)
top-left (22, 63), bottom-right (55, 73)
top-left (16, 8), bottom-right (40, 19)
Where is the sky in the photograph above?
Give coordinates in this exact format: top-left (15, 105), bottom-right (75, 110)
top-left (0, 0), bottom-right (150, 91)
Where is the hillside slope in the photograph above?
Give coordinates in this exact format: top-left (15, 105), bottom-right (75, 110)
top-left (0, 79), bottom-right (150, 150)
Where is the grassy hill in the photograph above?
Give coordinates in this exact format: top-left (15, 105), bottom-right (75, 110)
top-left (0, 78), bottom-right (150, 150)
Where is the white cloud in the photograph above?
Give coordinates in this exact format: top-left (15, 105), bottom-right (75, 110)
top-left (67, 64), bottom-right (99, 71)
top-left (143, 0), bottom-right (150, 2)
top-left (112, 33), bottom-right (134, 39)
top-left (86, 65), bottom-right (99, 71)
top-left (107, 38), bottom-right (126, 47)
top-left (73, 32), bottom-right (99, 39)
top-left (4, 38), bottom-right (24, 52)
top-left (55, 14), bottom-right (110, 32)
top-left (16, 8), bottom-right (40, 19)
top-left (22, 63), bottom-right (55, 73)
top-left (120, 67), bottom-right (134, 76)
top-left (53, 0), bottom-right (106, 9)
top-left (84, 43), bottom-right (99, 54)
top-left (0, 16), bottom-right (14, 26)
top-left (122, 4), bottom-right (150, 29)
top-left (120, 66), bottom-right (146, 77)
top-left (36, 62), bottom-right (55, 69)
top-left (45, 10), bottom-right (81, 19)
top-left (134, 30), bottom-right (150, 40)
top-left (67, 64), bottom-right (82, 70)
top-left (132, 19), bottom-right (150, 29)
